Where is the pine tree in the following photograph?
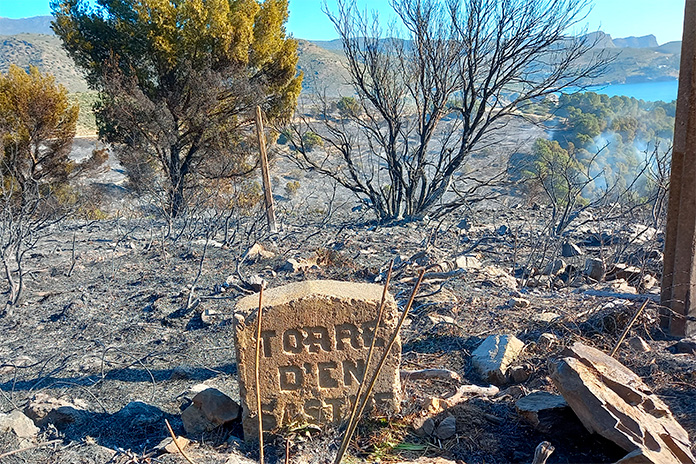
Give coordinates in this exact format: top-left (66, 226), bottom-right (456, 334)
top-left (52, 0), bottom-right (302, 217)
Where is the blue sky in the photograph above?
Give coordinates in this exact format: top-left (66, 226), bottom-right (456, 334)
top-left (0, 0), bottom-right (687, 45)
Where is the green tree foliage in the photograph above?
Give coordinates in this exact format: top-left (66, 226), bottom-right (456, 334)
top-left (534, 91), bottom-right (675, 199)
top-left (0, 65), bottom-right (79, 195)
top-left (301, 131), bottom-right (323, 151)
top-left (336, 96), bottom-right (361, 118)
top-left (557, 92), bottom-right (675, 146)
top-left (52, 0), bottom-right (302, 218)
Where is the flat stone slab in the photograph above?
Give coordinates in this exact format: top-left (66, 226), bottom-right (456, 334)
top-left (550, 342), bottom-right (696, 464)
top-left (234, 280), bottom-right (401, 441)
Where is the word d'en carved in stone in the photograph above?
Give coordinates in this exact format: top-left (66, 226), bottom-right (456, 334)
top-left (233, 280), bottom-right (402, 441)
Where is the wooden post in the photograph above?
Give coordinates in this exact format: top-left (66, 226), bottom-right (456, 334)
top-left (255, 106), bottom-right (278, 234)
top-left (661, 0), bottom-right (696, 337)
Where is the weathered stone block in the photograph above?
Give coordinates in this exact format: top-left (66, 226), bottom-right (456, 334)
top-left (471, 334), bottom-right (525, 385)
top-left (234, 280), bottom-right (401, 441)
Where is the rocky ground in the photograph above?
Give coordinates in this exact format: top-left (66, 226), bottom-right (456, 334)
top-left (0, 189), bottom-right (693, 464)
top-left (0, 122), bottom-right (694, 463)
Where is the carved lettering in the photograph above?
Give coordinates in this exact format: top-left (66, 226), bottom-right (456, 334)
top-left (318, 361), bottom-right (338, 388)
top-left (324, 397), bottom-right (342, 423)
top-left (306, 326), bottom-right (331, 353)
top-left (282, 329), bottom-right (303, 354)
top-left (335, 323), bottom-right (362, 350)
top-left (342, 359), bottom-right (365, 386)
top-left (304, 399), bottom-right (322, 423)
top-left (361, 321), bottom-right (385, 347)
top-left (234, 280), bottom-right (401, 440)
top-left (260, 330), bottom-right (276, 357)
top-left (279, 365), bottom-right (303, 391)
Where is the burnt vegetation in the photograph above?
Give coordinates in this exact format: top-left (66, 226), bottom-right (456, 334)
top-left (0, 0), bottom-right (693, 463)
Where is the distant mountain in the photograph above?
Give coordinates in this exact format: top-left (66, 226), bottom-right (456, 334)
top-left (583, 31), bottom-right (616, 49)
top-left (656, 41), bottom-right (683, 55)
top-left (0, 16), bottom-right (53, 35)
top-left (613, 35), bottom-right (659, 48)
top-left (0, 16), bottom-right (683, 95)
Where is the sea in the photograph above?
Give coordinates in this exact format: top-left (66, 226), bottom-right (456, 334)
top-left (574, 79), bottom-right (679, 102)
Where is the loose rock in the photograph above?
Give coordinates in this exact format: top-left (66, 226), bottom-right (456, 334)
top-left (113, 401), bottom-right (163, 431)
top-left (0, 410), bottom-right (39, 439)
top-left (537, 333), bottom-right (557, 350)
top-left (434, 415), bottom-right (457, 440)
top-left (156, 436), bottom-right (191, 454)
top-left (181, 388), bottom-right (240, 436)
top-left (507, 297), bottom-right (530, 308)
top-left (626, 336), bottom-right (651, 353)
top-left (471, 334), bottom-right (525, 385)
top-left (550, 342), bottom-right (696, 464)
top-left (542, 259), bottom-right (566, 276)
top-left (243, 243), bottom-right (275, 262)
top-left (515, 391), bottom-right (569, 433)
top-left (412, 416), bottom-right (435, 437)
top-left (584, 258), bottom-right (606, 282)
top-left (562, 242), bottom-right (583, 258)
top-left (674, 338), bottom-right (696, 354)
top-left (24, 393), bottom-right (86, 428)
top-left (508, 364), bottom-right (531, 384)
top-left (455, 255), bottom-right (482, 270)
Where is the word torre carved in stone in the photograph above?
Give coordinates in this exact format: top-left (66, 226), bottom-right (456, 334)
top-left (233, 280), bottom-right (402, 441)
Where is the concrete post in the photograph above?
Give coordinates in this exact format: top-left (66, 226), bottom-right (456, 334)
top-left (661, 0), bottom-right (696, 337)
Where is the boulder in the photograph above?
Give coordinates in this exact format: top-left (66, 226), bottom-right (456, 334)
top-left (550, 342), bottom-right (696, 464)
top-left (182, 387), bottom-right (240, 436)
top-left (471, 334), bottom-right (525, 385)
top-left (0, 410), bottom-right (39, 439)
top-left (515, 391), bottom-right (569, 433)
top-left (23, 393), bottom-right (86, 428)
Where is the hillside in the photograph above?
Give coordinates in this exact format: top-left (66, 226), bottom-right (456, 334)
top-left (0, 33), bottom-right (89, 92)
top-left (0, 15), bottom-right (683, 96)
top-left (613, 34), bottom-right (659, 48)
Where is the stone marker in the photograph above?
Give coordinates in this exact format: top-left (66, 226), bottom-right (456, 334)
top-left (234, 280), bottom-right (401, 441)
top-left (550, 342), bottom-right (696, 464)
